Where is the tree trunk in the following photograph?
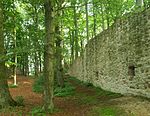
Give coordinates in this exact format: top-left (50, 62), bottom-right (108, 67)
top-left (39, 52), bottom-right (43, 73)
top-left (13, 0), bottom-right (17, 85)
top-left (73, 2), bottom-right (79, 59)
top-left (12, 27), bottom-right (17, 85)
top-left (55, 0), bottom-right (64, 87)
top-left (0, 1), bottom-right (17, 108)
top-left (70, 30), bottom-right (75, 64)
top-left (55, 25), bottom-right (64, 88)
top-left (136, 0), bottom-right (143, 6)
top-left (34, 5), bottom-right (39, 78)
top-left (34, 52), bottom-right (39, 77)
top-left (43, 0), bottom-right (55, 112)
top-left (92, 0), bottom-right (96, 36)
top-left (24, 53), bottom-right (29, 76)
top-left (85, 0), bottom-right (89, 41)
top-left (100, 3), bottom-right (105, 30)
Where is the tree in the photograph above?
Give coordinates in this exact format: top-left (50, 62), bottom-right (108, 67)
top-left (136, 0), bottom-right (143, 6)
top-left (43, 0), bottom-right (55, 112)
top-left (72, 1), bottom-right (79, 59)
top-left (0, 1), bottom-right (17, 108)
top-left (55, 1), bottom-right (64, 88)
top-left (12, 0), bottom-right (17, 85)
top-left (85, 0), bottom-right (89, 41)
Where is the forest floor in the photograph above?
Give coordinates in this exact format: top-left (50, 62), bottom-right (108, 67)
top-left (0, 75), bottom-right (150, 116)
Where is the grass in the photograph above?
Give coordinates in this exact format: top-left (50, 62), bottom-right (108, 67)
top-left (91, 106), bottom-right (127, 116)
top-left (30, 106), bottom-right (61, 115)
top-left (0, 106), bottom-right (23, 115)
top-left (69, 77), bottom-right (122, 97)
top-left (69, 77), bottom-right (122, 105)
top-left (32, 75), bottom-right (75, 97)
top-left (54, 82), bottom-right (75, 97)
top-left (94, 87), bottom-right (123, 98)
top-left (76, 93), bottom-right (99, 105)
top-left (32, 75), bottom-right (44, 93)
top-left (30, 106), bottom-right (46, 115)
top-left (8, 84), bottom-right (18, 88)
top-left (15, 96), bottom-right (25, 106)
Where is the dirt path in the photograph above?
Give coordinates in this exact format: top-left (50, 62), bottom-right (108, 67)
top-left (1, 76), bottom-right (149, 116)
top-left (8, 76), bottom-right (43, 113)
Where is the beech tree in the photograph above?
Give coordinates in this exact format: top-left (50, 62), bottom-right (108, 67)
top-left (55, 1), bottom-right (64, 87)
top-left (43, 0), bottom-right (55, 112)
top-left (0, 1), bottom-right (16, 108)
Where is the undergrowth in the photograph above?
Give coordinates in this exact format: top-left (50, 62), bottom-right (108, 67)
top-left (54, 82), bottom-right (75, 97)
top-left (15, 96), bottom-right (24, 106)
top-left (69, 76), bottom-right (123, 106)
top-left (32, 75), bottom-right (75, 97)
top-left (76, 94), bottom-right (98, 105)
top-left (90, 106), bottom-right (127, 116)
top-left (8, 84), bottom-right (18, 88)
top-left (30, 106), bottom-right (61, 115)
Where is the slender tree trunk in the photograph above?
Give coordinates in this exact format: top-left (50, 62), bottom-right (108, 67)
top-left (39, 52), bottom-right (43, 73)
top-left (73, 3), bottom-right (79, 59)
top-left (85, 0), bottom-right (89, 41)
top-left (13, 0), bottom-right (17, 85)
top-left (55, 25), bottom-right (64, 87)
top-left (34, 5), bottom-right (39, 78)
top-left (43, 0), bottom-right (55, 112)
top-left (80, 38), bottom-right (83, 55)
top-left (100, 3), bottom-right (105, 30)
top-left (70, 30), bottom-right (75, 64)
top-left (13, 27), bottom-right (17, 85)
top-left (34, 52), bottom-right (39, 77)
top-left (55, 2), bottom-right (64, 87)
top-left (92, 0), bottom-right (96, 36)
top-left (104, 1), bottom-right (110, 29)
top-left (0, 2), bottom-right (17, 108)
top-left (24, 53), bottom-right (29, 76)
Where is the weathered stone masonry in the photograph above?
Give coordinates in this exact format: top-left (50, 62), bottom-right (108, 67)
top-left (69, 8), bottom-right (150, 98)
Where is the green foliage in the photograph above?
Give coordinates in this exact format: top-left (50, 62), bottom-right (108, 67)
top-left (67, 76), bottom-right (82, 84)
top-left (69, 77), bottom-right (123, 106)
top-left (91, 107), bottom-right (126, 116)
top-left (5, 61), bottom-right (16, 68)
top-left (54, 82), bottom-right (75, 97)
top-left (69, 77), bottom-right (122, 98)
top-left (8, 84), bottom-right (18, 88)
top-left (94, 87), bottom-right (123, 98)
top-left (32, 75), bottom-right (44, 93)
top-left (15, 96), bottom-right (24, 106)
top-left (77, 94), bottom-right (98, 105)
top-left (0, 106), bottom-right (23, 114)
top-left (32, 75), bottom-right (75, 97)
top-left (31, 106), bottom-right (61, 115)
top-left (31, 106), bottom-right (45, 115)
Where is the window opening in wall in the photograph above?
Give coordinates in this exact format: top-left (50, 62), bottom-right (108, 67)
top-left (128, 65), bottom-right (135, 77)
top-left (96, 71), bottom-right (99, 77)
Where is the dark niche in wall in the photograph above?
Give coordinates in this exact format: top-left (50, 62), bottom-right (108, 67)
top-left (128, 65), bottom-right (136, 78)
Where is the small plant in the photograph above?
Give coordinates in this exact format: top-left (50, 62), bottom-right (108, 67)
top-left (31, 106), bottom-right (45, 115)
top-left (33, 75), bottom-right (75, 97)
top-left (15, 96), bottom-right (24, 106)
top-left (95, 87), bottom-right (123, 98)
top-left (32, 75), bottom-right (44, 93)
top-left (91, 107), bottom-right (126, 116)
top-left (8, 84), bottom-right (18, 88)
top-left (54, 82), bottom-right (75, 97)
top-left (77, 95), bottom-right (98, 105)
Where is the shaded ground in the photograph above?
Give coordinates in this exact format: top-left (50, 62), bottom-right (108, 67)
top-left (0, 75), bottom-right (150, 116)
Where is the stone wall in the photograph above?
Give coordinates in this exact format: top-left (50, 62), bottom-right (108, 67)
top-left (69, 8), bottom-right (150, 98)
